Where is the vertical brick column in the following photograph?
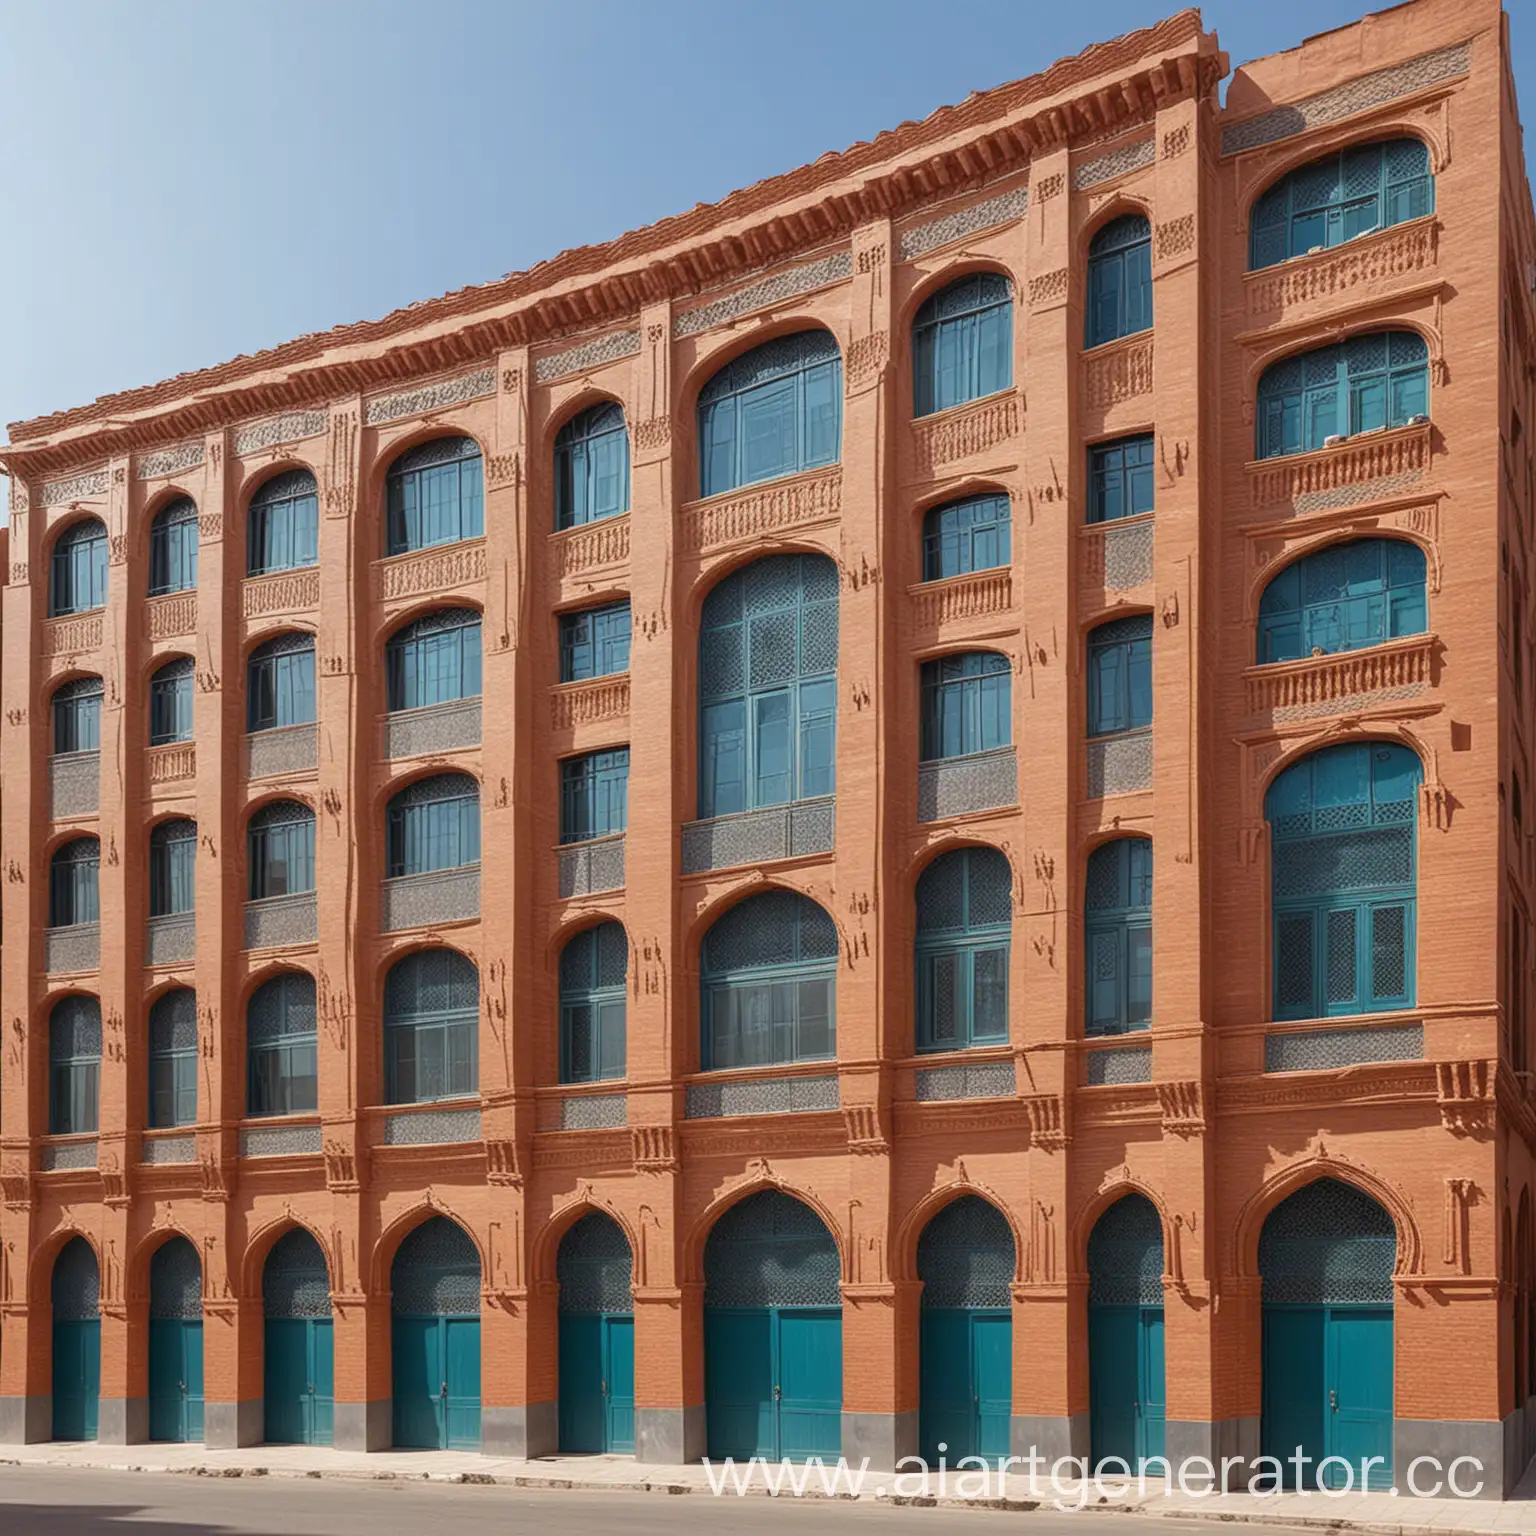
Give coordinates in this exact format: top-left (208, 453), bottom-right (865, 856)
top-left (477, 349), bottom-right (542, 1456)
top-left (0, 477), bottom-right (46, 1442)
top-left (1014, 144), bottom-right (1085, 1462)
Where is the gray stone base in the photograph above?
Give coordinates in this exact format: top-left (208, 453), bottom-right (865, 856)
top-left (97, 1396), bottom-right (149, 1446)
top-left (203, 1399), bottom-right (263, 1449)
top-left (636, 1404), bottom-right (706, 1464)
top-left (1164, 1418), bottom-right (1259, 1487)
top-left (842, 1409), bottom-right (917, 1470)
top-left (334, 1399), bottom-right (391, 1452)
top-left (0, 1396), bottom-right (50, 1444)
top-left (1011, 1413), bottom-right (1088, 1463)
top-left (1395, 1417), bottom-right (1505, 1500)
top-left (482, 1401), bottom-right (557, 1459)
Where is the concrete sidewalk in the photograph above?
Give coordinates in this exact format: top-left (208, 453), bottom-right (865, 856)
top-left (2, 1440), bottom-right (1535, 1534)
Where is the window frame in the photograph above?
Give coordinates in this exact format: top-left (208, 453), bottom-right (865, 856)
top-left (149, 658), bottom-right (195, 746)
top-left (914, 848), bottom-right (1012, 1053)
top-left (247, 634), bottom-right (317, 733)
top-left (384, 437), bottom-right (485, 556)
top-left (1085, 216), bottom-right (1153, 350)
top-left (50, 520), bottom-right (108, 618)
top-left (1087, 435), bottom-right (1155, 525)
top-left (921, 493), bottom-right (1011, 581)
top-left (383, 950), bottom-right (479, 1106)
top-left (48, 839), bottom-right (100, 928)
top-left (1083, 838), bottom-right (1153, 1037)
top-left (386, 774), bottom-right (481, 878)
top-left (148, 497), bottom-right (199, 596)
top-left (246, 470), bottom-right (320, 577)
top-left (147, 989), bottom-right (198, 1129)
top-left (919, 651), bottom-right (1012, 762)
top-left (51, 678), bottom-right (103, 755)
top-left (49, 999), bottom-right (101, 1137)
top-left (385, 609), bottom-right (482, 712)
top-left (1086, 615), bottom-right (1154, 739)
top-left (246, 974), bottom-right (319, 1119)
top-left (246, 803), bottom-right (316, 901)
top-left (559, 749), bottom-right (629, 844)
top-left (559, 921), bottom-right (628, 1084)
top-left (149, 818), bottom-right (197, 918)
top-left (559, 600), bottom-right (633, 683)
top-left (911, 273), bottom-right (1015, 419)
top-left (554, 403), bottom-right (631, 531)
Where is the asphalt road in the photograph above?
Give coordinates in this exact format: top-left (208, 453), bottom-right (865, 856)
top-left (0, 1467), bottom-right (1328, 1536)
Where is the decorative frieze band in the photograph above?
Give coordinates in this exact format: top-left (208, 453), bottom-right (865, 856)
top-left (1221, 41), bottom-right (1472, 156)
top-left (912, 391), bottom-right (1021, 476)
top-left (1072, 137), bottom-right (1155, 191)
top-left (533, 329), bottom-right (642, 384)
top-left (673, 252), bottom-right (853, 339)
top-left (375, 539), bottom-right (487, 602)
top-left (552, 514), bottom-right (630, 579)
top-left (41, 470), bottom-right (109, 506)
top-left (233, 410), bottom-right (329, 457)
top-left (137, 442), bottom-right (204, 480)
top-left (365, 367), bottom-right (496, 426)
top-left (681, 467), bottom-right (841, 554)
top-left (898, 186), bottom-right (1029, 262)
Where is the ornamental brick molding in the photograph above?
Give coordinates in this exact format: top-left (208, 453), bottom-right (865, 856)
top-left (550, 676), bottom-right (630, 731)
top-left (1084, 336), bottom-right (1154, 410)
top-left (1245, 220), bottom-right (1439, 318)
top-left (233, 410), bottom-right (329, 457)
top-left (533, 328), bottom-right (642, 384)
top-left (1157, 1081), bottom-right (1207, 1137)
top-left (137, 442), bottom-right (205, 480)
top-left (41, 469), bottom-right (109, 505)
top-left (910, 569), bottom-right (1013, 630)
top-left (146, 593), bottom-right (197, 640)
top-left (375, 539), bottom-right (487, 602)
top-left (911, 391), bottom-right (1021, 476)
top-left (551, 514), bottom-right (629, 578)
top-left (242, 568), bottom-right (320, 618)
top-left (1072, 137), bottom-right (1155, 190)
top-left (673, 252), bottom-right (853, 338)
top-left (1436, 1059), bottom-right (1494, 1137)
top-left (845, 331), bottom-right (889, 392)
top-left (365, 367), bottom-right (496, 426)
top-left (146, 743), bottom-right (196, 784)
top-left (1155, 214), bottom-right (1196, 261)
top-left (1247, 422), bottom-right (1431, 513)
top-left (1244, 633), bottom-right (1434, 719)
top-left (42, 614), bottom-right (103, 658)
top-left (898, 185), bottom-right (1029, 261)
top-left (1028, 268), bottom-right (1069, 307)
top-left (681, 467), bottom-right (841, 555)
top-left (1081, 515), bottom-right (1154, 594)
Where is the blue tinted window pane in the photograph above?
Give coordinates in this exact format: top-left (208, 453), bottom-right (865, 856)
top-left (1085, 218), bottom-right (1152, 348)
top-left (559, 601), bottom-right (632, 682)
top-left (1257, 539), bottom-right (1428, 664)
top-left (922, 494), bottom-right (1011, 579)
top-left (1088, 436), bottom-right (1155, 524)
top-left (1087, 618), bottom-right (1152, 737)
top-left (555, 406), bottom-right (631, 530)
top-left (560, 750), bottom-right (630, 843)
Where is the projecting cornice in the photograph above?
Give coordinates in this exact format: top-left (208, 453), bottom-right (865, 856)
top-left (2, 8), bottom-right (1222, 478)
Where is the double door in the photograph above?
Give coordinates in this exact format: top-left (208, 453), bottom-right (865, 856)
top-left (558, 1313), bottom-right (634, 1454)
top-left (265, 1317), bottom-right (334, 1445)
top-left (148, 1318), bottom-right (205, 1443)
top-left (704, 1307), bottom-right (841, 1462)
top-left (1089, 1305), bottom-right (1166, 1471)
top-left (392, 1315), bottom-right (481, 1450)
top-left (919, 1309), bottom-right (1011, 1463)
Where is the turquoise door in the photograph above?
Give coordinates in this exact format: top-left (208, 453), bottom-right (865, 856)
top-left (148, 1319), bottom-right (204, 1443)
top-left (556, 1212), bottom-right (636, 1455)
top-left (51, 1319), bottom-right (100, 1441)
top-left (264, 1318), bottom-right (334, 1445)
top-left (705, 1307), bottom-right (841, 1460)
top-left (393, 1315), bottom-right (481, 1450)
top-left (1328, 1308), bottom-right (1392, 1485)
top-left (776, 1309), bottom-right (842, 1460)
top-left (920, 1310), bottom-right (1012, 1462)
top-left (604, 1316), bottom-right (635, 1453)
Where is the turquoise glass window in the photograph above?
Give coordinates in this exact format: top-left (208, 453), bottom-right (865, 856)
top-left (248, 633), bottom-right (316, 732)
top-left (560, 601), bottom-right (631, 682)
top-left (386, 610), bottom-right (481, 711)
top-left (150, 658), bottom-right (194, 746)
top-left (149, 818), bottom-right (196, 918)
top-left (1088, 435), bottom-right (1155, 524)
top-left (560, 749), bottom-right (629, 843)
top-left (915, 847), bottom-right (1011, 1052)
top-left (920, 652), bottom-right (1011, 761)
top-left (247, 973), bottom-right (318, 1118)
top-left (148, 989), bottom-right (197, 1129)
top-left (1084, 838), bottom-right (1152, 1036)
top-left (52, 677), bottom-right (102, 754)
top-left (149, 497), bottom-right (199, 595)
top-left (1086, 216), bottom-right (1152, 349)
top-left (698, 332), bottom-right (842, 498)
top-left (247, 470), bottom-right (319, 576)
top-left (51, 519), bottom-right (108, 617)
top-left (560, 921), bottom-right (628, 1084)
top-left (247, 801), bottom-right (315, 901)
top-left (49, 996), bottom-right (101, 1136)
top-left (556, 403), bottom-right (630, 530)
top-left (384, 949), bottom-right (478, 1105)
top-left (922, 493), bottom-right (1011, 580)
top-left (912, 273), bottom-right (1013, 417)
top-left (1250, 139), bottom-right (1433, 270)
top-left (1087, 615), bottom-right (1153, 738)
top-left (386, 437), bottom-right (484, 555)
top-left (387, 774), bottom-right (480, 878)
top-left (49, 838), bottom-right (99, 928)
top-left (1257, 540), bottom-right (1427, 664)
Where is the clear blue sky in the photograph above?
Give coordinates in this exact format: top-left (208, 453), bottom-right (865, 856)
top-left (0, 0), bottom-right (1530, 458)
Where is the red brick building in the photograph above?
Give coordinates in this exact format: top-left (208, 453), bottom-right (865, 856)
top-left (1, 0), bottom-right (1533, 1497)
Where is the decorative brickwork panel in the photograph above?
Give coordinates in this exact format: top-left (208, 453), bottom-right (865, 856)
top-left (910, 570), bottom-right (1013, 629)
top-left (1221, 42), bottom-right (1472, 155)
top-left (244, 892), bottom-right (318, 950)
top-left (41, 1139), bottom-right (98, 1171)
top-left (534, 329), bottom-right (642, 383)
top-left (1085, 1045), bottom-right (1153, 1085)
top-left (145, 913), bottom-right (196, 966)
top-left (558, 1093), bottom-right (628, 1130)
top-left (43, 614), bottom-right (103, 657)
top-left (550, 677), bottom-right (629, 731)
top-left (42, 470), bottom-right (109, 506)
top-left (912, 393), bottom-right (1021, 477)
top-left (1245, 635), bottom-right (1433, 720)
top-left (681, 797), bottom-right (835, 874)
top-left (552, 515), bottom-right (630, 578)
top-left (365, 367), bottom-right (496, 426)
top-left (914, 1060), bottom-right (1017, 1101)
top-left (148, 743), bottom-right (196, 784)
top-left (243, 568), bottom-right (320, 619)
top-left (382, 698), bottom-right (481, 759)
top-left (899, 187), bottom-right (1029, 261)
top-left (147, 593), bottom-right (197, 640)
top-left (558, 836), bottom-right (626, 898)
top-left (1087, 729), bottom-right (1153, 798)
top-left (917, 747), bottom-right (1018, 822)
top-left (1248, 423), bottom-right (1430, 514)
top-left (375, 539), bottom-right (487, 601)
top-left (673, 253), bottom-right (853, 338)
top-left (381, 1106), bottom-right (483, 1145)
top-left (49, 752), bottom-right (99, 819)
top-left (681, 468), bottom-right (841, 555)
top-left (380, 867), bottom-right (480, 932)
top-left (140, 1134), bottom-right (196, 1165)
top-left (1265, 1022), bottom-right (1424, 1073)
top-left (247, 723), bottom-right (318, 779)
top-left (46, 924), bottom-right (99, 974)
top-left (1082, 516), bottom-right (1154, 592)
top-left (138, 442), bottom-right (204, 480)
top-left (240, 1123), bottom-right (323, 1158)
top-left (233, 410), bottom-right (329, 457)
top-left (1084, 337), bottom-right (1154, 409)
top-left (1246, 221), bottom-right (1439, 319)
top-left (1073, 137), bottom-right (1155, 189)
top-left (686, 1075), bottom-right (839, 1119)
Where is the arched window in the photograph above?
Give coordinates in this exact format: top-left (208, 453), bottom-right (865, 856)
top-left (386, 437), bottom-right (484, 555)
top-left (386, 610), bottom-right (481, 711)
top-left (920, 652), bottom-right (1010, 762)
top-left (698, 553), bottom-right (838, 818)
top-left (1250, 139), bottom-right (1433, 271)
top-left (148, 988), bottom-right (197, 1129)
top-left (1085, 839), bottom-right (1152, 1036)
top-left (560, 749), bottom-right (629, 844)
top-left (698, 331), bottom-right (842, 498)
top-left (149, 497), bottom-right (199, 595)
top-left (1257, 539), bottom-right (1427, 665)
top-left (50, 519), bottom-right (108, 617)
top-left (1087, 615), bottom-right (1153, 739)
top-left (384, 949), bottom-right (478, 1104)
top-left (1086, 216), bottom-right (1152, 349)
top-left (49, 996), bottom-right (101, 1135)
top-left (912, 273), bottom-right (1014, 418)
top-left (700, 889), bottom-right (836, 1070)
top-left (1256, 332), bottom-right (1429, 460)
top-left (248, 469), bottom-right (319, 576)
top-left (387, 774), bottom-right (480, 877)
top-left (915, 847), bottom-right (1011, 1051)
top-left (1266, 742), bottom-right (1421, 1020)
top-left (559, 600), bottom-right (631, 682)
top-left (555, 404), bottom-right (630, 530)
top-left (150, 658), bottom-right (195, 745)
top-left (52, 677), bottom-right (102, 755)
top-left (248, 633), bottom-right (316, 732)
top-left (560, 921), bottom-right (627, 1083)
top-left (150, 818), bottom-right (197, 917)
top-left (922, 493), bottom-right (1011, 581)
top-left (50, 838), bottom-right (100, 928)
top-left (1088, 435), bottom-right (1155, 524)
top-left (247, 802), bottom-right (315, 901)
top-left (247, 973), bottom-right (318, 1117)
